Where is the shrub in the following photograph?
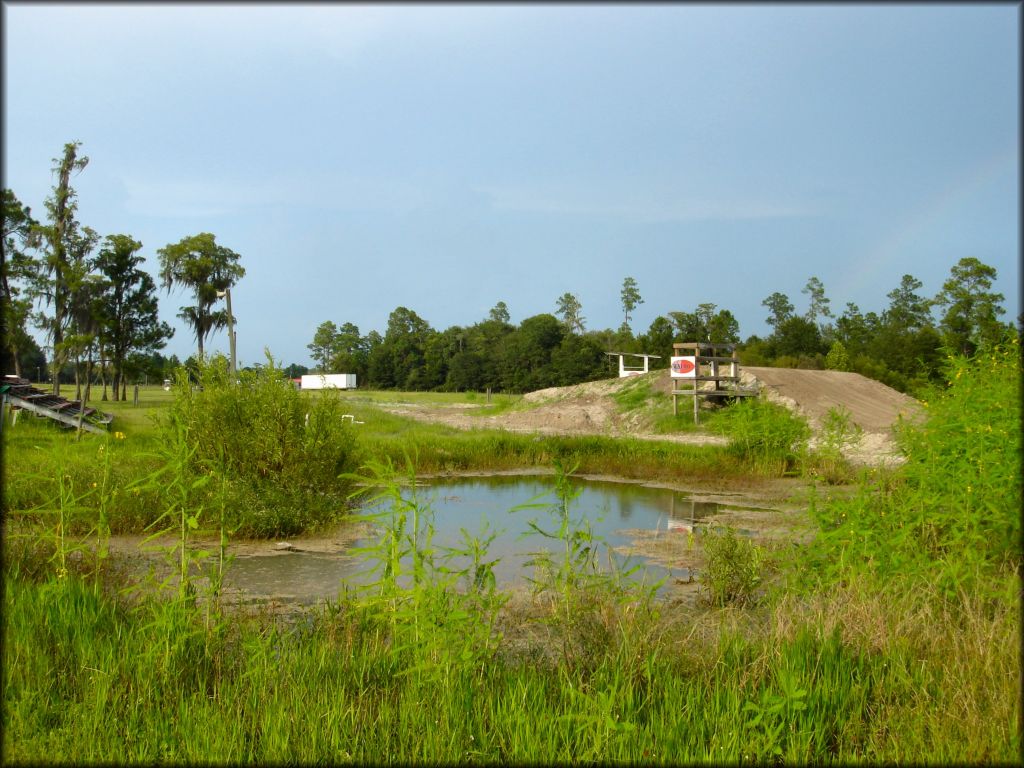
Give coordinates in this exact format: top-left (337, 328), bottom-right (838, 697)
top-left (159, 352), bottom-right (362, 535)
top-left (824, 341), bottom-right (850, 371)
top-left (711, 398), bottom-right (810, 476)
top-left (698, 526), bottom-right (770, 607)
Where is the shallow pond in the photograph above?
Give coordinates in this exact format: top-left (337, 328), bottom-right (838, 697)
top-left (218, 475), bottom-right (769, 606)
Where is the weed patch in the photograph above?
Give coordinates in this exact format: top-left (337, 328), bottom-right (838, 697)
top-left (801, 339), bottom-right (1021, 597)
top-left (710, 398), bottom-right (811, 476)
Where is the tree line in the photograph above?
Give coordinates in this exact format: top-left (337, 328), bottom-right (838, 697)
top-left (742, 263), bottom-right (1011, 393)
top-left (2, 141), bottom-right (245, 401)
top-left (5, 141), bottom-right (1011, 402)
top-left (308, 263), bottom-right (1013, 397)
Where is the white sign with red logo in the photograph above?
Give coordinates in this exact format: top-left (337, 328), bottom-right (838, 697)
top-left (670, 356), bottom-right (697, 378)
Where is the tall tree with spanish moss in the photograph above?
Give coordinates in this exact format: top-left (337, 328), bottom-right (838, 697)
top-left (33, 142), bottom-right (97, 394)
top-left (157, 232), bottom-right (245, 358)
top-left (1, 189), bottom-right (40, 378)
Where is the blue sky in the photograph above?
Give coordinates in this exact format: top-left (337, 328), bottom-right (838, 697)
top-left (3, 3), bottom-right (1019, 368)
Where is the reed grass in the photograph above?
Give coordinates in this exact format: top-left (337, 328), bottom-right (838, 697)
top-left (4, 560), bottom-right (1016, 764)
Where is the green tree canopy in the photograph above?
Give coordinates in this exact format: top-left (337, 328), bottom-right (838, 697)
top-left (488, 301), bottom-right (511, 325)
top-left (620, 276), bottom-right (643, 331)
top-left (639, 316), bottom-right (675, 361)
top-left (370, 306), bottom-right (433, 389)
top-left (933, 257), bottom-right (1006, 356)
top-left (331, 322), bottom-right (368, 380)
top-left (308, 321), bottom-right (338, 372)
top-left (157, 232), bottom-right (245, 357)
top-left (772, 315), bottom-right (824, 359)
top-left (802, 276), bottom-right (833, 326)
top-left (555, 292), bottom-right (585, 334)
top-left (33, 142), bottom-right (97, 393)
top-left (883, 274), bottom-right (932, 331)
top-left (669, 305), bottom-right (740, 344)
top-left (498, 313), bottom-right (564, 391)
top-left (762, 291), bottom-right (795, 332)
top-left (94, 234), bottom-right (173, 400)
top-left (1, 189), bottom-right (40, 378)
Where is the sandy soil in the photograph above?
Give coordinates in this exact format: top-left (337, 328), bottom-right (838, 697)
top-left (379, 376), bottom-right (727, 447)
top-left (374, 368), bottom-right (921, 465)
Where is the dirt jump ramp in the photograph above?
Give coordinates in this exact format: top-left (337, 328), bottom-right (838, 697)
top-left (740, 366), bottom-right (922, 435)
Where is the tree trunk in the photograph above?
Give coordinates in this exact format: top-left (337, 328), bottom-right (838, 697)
top-left (52, 357), bottom-right (62, 397)
top-left (121, 378), bottom-right (127, 402)
top-left (83, 358), bottom-right (94, 405)
top-left (99, 346), bottom-right (108, 401)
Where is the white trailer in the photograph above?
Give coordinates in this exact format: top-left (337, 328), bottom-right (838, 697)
top-left (300, 373), bottom-right (357, 390)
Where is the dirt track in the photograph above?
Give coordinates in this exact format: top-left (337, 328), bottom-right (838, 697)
top-left (741, 367), bottom-right (921, 434)
top-left (374, 368), bottom-right (922, 466)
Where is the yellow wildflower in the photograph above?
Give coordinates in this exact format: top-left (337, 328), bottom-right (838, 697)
top-left (114, 431), bottom-right (126, 440)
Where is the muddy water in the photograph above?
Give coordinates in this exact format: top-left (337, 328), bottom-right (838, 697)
top-left (184, 475), bottom-right (773, 607)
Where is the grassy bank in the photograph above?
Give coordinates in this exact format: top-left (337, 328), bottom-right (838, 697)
top-left (3, 341), bottom-right (1019, 762)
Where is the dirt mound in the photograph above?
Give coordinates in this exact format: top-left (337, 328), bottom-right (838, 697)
top-left (741, 367), bottom-right (922, 434)
top-left (373, 367), bottom-right (921, 465)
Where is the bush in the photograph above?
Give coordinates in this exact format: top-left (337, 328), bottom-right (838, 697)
top-left (160, 352), bottom-right (363, 535)
top-left (699, 526), bottom-right (770, 607)
top-left (710, 398), bottom-right (810, 476)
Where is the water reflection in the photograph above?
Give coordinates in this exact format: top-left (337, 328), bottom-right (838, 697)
top-left (217, 475), bottom-right (763, 605)
top-left (666, 496), bottom-right (722, 533)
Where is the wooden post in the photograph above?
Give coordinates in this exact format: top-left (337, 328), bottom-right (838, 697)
top-left (486, 387), bottom-right (492, 404)
top-left (133, 384), bottom-right (139, 406)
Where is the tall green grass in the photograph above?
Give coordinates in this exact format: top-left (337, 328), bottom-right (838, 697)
top-left (4, 521), bottom-right (1017, 763)
top-left (800, 337), bottom-right (1021, 598)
